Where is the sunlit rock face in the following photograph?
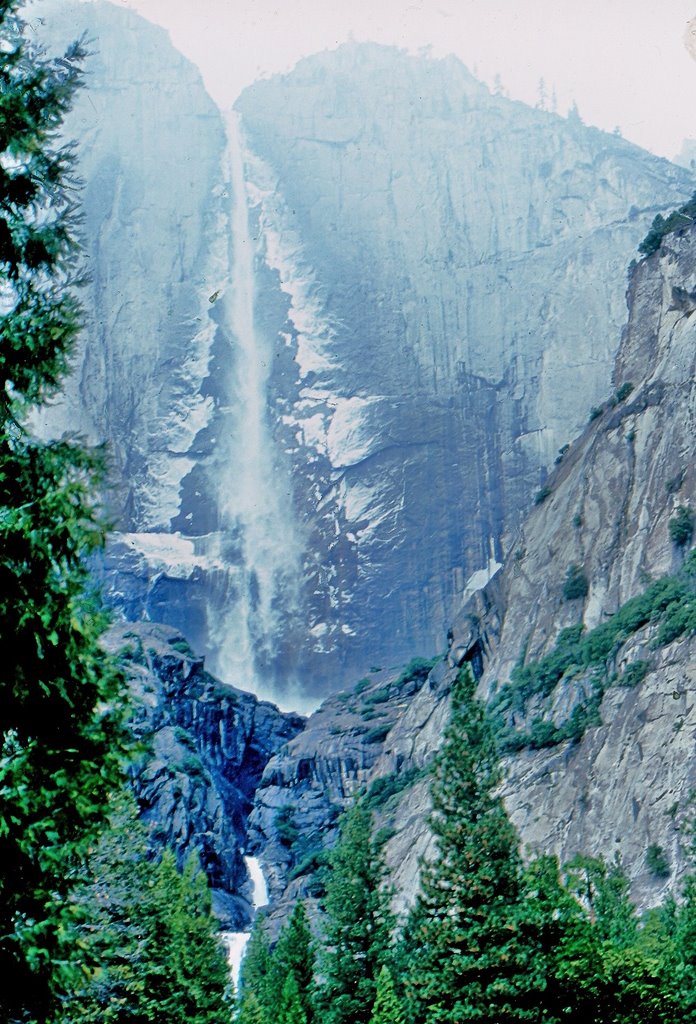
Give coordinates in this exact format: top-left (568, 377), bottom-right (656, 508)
top-left (36, 6), bottom-right (694, 702)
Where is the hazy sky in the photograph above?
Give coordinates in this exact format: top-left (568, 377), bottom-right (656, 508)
top-left (78, 0), bottom-right (696, 161)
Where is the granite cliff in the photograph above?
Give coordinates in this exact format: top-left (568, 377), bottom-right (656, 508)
top-left (234, 44), bottom-right (694, 691)
top-left (250, 221), bottom-right (696, 920)
top-left (36, 5), bottom-right (694, 703)
top-left (105, 622), bottom-right (303, 928)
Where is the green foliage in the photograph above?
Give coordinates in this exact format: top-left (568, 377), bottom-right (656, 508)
top-left (0, 4), bottom-right (85, 408)
top-left (669, 506), bottom-right (694, 547)
top-left (589, 405), bottom-right (604, 422)
top-left (563, 563), bottom-right (589, 601)
top-left (365, 723), bottom-right (392, 744)
top-left (317, 801), bottom-right (394, 1024)
top-left (277, 973), bottom-right (307, 1024)
top-left (235, 991), bottom-right (264, 1024)
top-left (666, 473), bottom-right (684, 495)
top-left (287, 848), bottom-right (328, 884)
top-left (60, 794), bottom-right (232, 1023)
top-left (639, 191), bottom-right (696, 257)
top-left (171, 637), bottom-right (195, 655)
top-left (620, 660), bottom-right (651, 688)
top-left (362, 687), bottom-right (391, 705)
top-left (266, 902), bottom-right (315, 1024)
top-left (240, 915), bottom-right (272, 1011)
top-left (646, 844), bottom-right (671, 880)
top-left (368, 966), bottom-right (404, 1024)
top-left (0, 7), bottom-right (132, 1018)
top-left (615, 381), bottom-right (634, 403)
top-left (492, 551), bottom-right (696, 752)
top-left (399, 668), bottom-right (541, 1023)
top-left (275, 805), bottom-right (300, 846)
top-left (395, 656), bottom-right (439, 687)
top-left (365, 766), bottom-right (428, 811)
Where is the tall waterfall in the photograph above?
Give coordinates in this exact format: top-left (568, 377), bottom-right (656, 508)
top-left (206, 112), bottom-right (305, 708)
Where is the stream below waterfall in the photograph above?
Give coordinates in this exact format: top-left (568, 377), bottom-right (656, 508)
top-left (222, 855), bottom-right (269, 986)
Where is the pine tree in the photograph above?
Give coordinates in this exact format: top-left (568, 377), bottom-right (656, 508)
top-left (0, 4), bottom-right (129, 1019)
top-left (524, 853), bottom-right (676, 1024)
top-left (369, 966), bottom-right (405, 1024)
top-left (277, 973), bottom-right (307, 1024)
top-left (267, 902), bottom-right (315, 1023)
top-left (60, 796), bottom-right (232, 1024)
top-left (399, 667), bottom-right (541, 1024)
top-left (670, 810), bottom-right (696, 1020)
top-left (235, 990), bottom-right (264, 1024)
top-left (318, 800), bottom-right (394, 1024)
top-left (158, 850), bottom-right (233, 1023)
top-left (239, 913), bottom-right (272, 1012)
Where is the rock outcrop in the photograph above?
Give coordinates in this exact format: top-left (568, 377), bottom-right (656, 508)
top-left (250, 224), bottom-right (696, 917)
top-left (105, 622), bottom-right (304, 927)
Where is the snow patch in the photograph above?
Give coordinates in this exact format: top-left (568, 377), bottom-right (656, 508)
top-left (459, 556), bottom-right (503, 605)
top-left (326, 396), bottom-right (384, 468)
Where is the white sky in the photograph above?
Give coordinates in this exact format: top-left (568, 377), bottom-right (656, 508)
top-left (78, 0), bottom-right (696, 161)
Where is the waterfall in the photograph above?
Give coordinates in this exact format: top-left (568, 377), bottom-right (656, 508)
top-left (245, 856), bottom-right (269, 909)
top-left (206, 112), bottom-right (305, 706)
top-left (222, 855), bottom-right (270, 987)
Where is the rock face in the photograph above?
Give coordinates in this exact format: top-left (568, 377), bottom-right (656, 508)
top-left (35, 9), bottom-right (695, 703)
top-left (250, 225), bottom-right (696, 918)
top-left (247, 658), bottom-right (438, 912)
top-left (36, 1), bottom-right (226, 532)
top-left (233, 44), bottom-right (694, 692)
top-left (105, 622), bottom-right (304, 927)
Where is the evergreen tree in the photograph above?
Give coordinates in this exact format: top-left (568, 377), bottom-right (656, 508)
top-left (564, 855), bottom-right (638, 949)
top-left (525, 853), bottom-right (676, 1023)
top-left (519, 854), bottom-right (590, 1022)
top-left (369, 966), bottom-right (405, 1024)
top-left (0, 4), bottom-right (129, 1019)
top-left (277, 973), bottom-right (307, 1024)
top-left (60, 796), bottom-right (232, 1024)
top-left (671, 810), bottom-right (696, 1019)
top-left (156, 849), bottom-right (233, 1023)
top-left (235, 990), bottom-right (264, 1024)
top-left (267, 902), bottom-right (315, 1023)
top-left (399, 667), bottom-right (541, 1024)
top-left (239, 913), bottom-right (272, 1013)
top-left (318, 800), bottom-right (394, 1024)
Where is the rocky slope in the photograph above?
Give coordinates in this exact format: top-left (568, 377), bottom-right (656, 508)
top-left (250, 222), bottom-right (696, 918)
top-left (105, 622), bottom-right (304, 927)
top-left (34, 6), bottom-right (695, 702)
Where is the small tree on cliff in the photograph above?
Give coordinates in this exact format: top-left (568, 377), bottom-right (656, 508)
top-left (317, 800), bottom-right (394, 1024)
top-left (398, 667), bottom-right (543, 1024)
top-left (0, 3), bottom-right (130, 1018)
